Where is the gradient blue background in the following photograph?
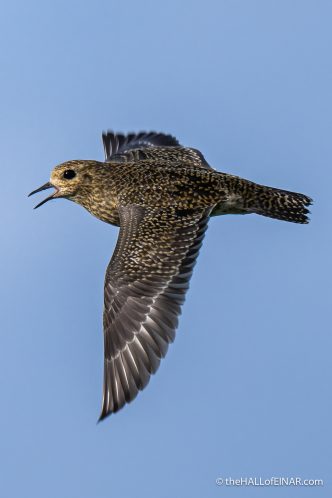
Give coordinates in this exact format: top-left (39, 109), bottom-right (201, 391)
top-left (1, 1), bottom-right (330, 496)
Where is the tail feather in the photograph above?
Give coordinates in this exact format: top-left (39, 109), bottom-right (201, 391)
top-left (248, 185), bottom-right (312, 224)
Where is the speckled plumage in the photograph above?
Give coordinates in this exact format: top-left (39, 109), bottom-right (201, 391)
top-left (29, 131), bottom-right (312, 420)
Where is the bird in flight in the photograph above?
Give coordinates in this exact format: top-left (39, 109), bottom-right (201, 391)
top-left (29, 131), bottom-right (312, 420)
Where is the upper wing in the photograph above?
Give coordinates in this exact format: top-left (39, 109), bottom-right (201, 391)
top-left (100, 204), bottom-right (210, 420)
top-left (102, 131), bottom-right (214, 169)
top-left (102, 131), bottom-right (180, 161)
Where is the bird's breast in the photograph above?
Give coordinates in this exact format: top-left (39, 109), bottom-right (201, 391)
top-left (81, 190), bottom-right (120, 226)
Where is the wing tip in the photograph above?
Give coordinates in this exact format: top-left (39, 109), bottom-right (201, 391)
top-left (97, 409), bottom-right (111, 423)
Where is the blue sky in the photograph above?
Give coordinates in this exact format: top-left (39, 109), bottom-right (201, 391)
top-left (1, 0), bottom-right (331, 496)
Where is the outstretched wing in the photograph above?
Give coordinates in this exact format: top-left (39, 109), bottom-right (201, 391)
top-left (102, 130), bottom-right (214, 169)
top-left (100, 205), bottom-right (210, 420)
top-left (102, 131), bottom-right (180, 161)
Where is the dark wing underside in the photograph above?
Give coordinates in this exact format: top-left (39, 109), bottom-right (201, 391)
top-left (100, 204), bottom-right (210, 420)
top-left (102, 131), bottom-right (180, 161)
top-left (102, 131), bottom-right (214, 169)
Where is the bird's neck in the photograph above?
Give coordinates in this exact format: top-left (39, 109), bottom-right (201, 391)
top-left (73, 163), bottom-right (120, 226)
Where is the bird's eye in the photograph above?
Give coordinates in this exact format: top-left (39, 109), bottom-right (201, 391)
top-left (63, 169), bottom-right (76, 180)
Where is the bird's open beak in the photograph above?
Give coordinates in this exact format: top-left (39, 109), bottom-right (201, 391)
top-left (28, 182), bottom-right (59, 209)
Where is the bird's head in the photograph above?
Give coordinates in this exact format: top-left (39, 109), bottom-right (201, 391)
top-left (29, 160), bottom-right (101, 208)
